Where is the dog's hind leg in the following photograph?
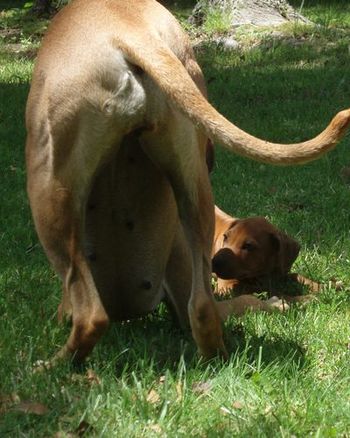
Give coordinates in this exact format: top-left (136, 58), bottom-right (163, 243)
top-left (26, 105), bottom-right (140, 363)
top-left (184, 180), bottom-right (227, 359)
top-left (26, 129), bottom-right (115, 363)
top-left (26, 52), bottom-right (147, 364)
top-left (140, 117), bottom-right (227, 359)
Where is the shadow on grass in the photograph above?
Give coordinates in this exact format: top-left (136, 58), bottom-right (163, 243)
top-left (67, 305), bottom-right (306, 379)
top-left (225, 323), bottom-right (306, 373)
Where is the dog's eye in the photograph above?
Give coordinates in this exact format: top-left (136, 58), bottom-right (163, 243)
top-left (242, 241), bottom-right (255, 251)
top-left (223, 233), bottom-right (228, 242)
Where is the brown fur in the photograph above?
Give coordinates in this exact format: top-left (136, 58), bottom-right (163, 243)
top-left (26, 0), bottom-right (349, 364)
top-left (212, 206), bottom-right (321, 300)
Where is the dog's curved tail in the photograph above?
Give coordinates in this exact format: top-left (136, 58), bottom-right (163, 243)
top-left (116, 34), bottom-right (350, 165)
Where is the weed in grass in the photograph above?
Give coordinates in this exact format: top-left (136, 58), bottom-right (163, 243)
top-left (202, 5), bottom-right (233, 35)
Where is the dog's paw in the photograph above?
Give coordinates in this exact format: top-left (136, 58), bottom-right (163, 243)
top-left (266, 296), bottom-right (290, 312)
top-left (32, 359), bottom-right (53, 373)
top-left (330, 279), bottom-right (344, 291)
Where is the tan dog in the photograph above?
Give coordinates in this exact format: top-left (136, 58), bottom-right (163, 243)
top-left (212, 206), bottom-right (321, 298)
top-left (26, 0), bottom-right (350, 364)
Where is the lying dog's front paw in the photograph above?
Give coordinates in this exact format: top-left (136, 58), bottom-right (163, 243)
top-left (32, 359), bottom-right (53, 373)
top-left (266, 296), bottom-right (290, 312)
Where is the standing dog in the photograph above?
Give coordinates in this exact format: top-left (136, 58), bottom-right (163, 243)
top-left (26, 0), bottom-right (350, 364)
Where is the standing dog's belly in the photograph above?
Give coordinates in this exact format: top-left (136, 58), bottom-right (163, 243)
top-left (85, 133), bottom-right (178, 321)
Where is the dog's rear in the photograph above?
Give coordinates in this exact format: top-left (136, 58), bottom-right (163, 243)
top-left (26, 0), bottom-right (225, 363)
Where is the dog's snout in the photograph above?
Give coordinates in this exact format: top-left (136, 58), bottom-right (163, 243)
top-left (212, 248), bottom-right (236, 278)
top-left (211, 256), bottom-right (221, 273)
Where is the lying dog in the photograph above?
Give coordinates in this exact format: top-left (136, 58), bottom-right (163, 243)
top-left (212, 206), bottom-right (321, 299)
top-left (26, 0), bottom-right (350, 364)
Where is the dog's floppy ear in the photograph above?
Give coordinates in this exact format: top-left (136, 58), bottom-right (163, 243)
top-left (270, 231), bottom-right (301, 275)
top-left (213, 206), bottom-right (239, 255)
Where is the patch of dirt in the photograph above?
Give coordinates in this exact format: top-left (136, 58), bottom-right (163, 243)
top-left (0, 28), bottom-right (22, 39)
top-left (1, 42), bottom-right (38, 59)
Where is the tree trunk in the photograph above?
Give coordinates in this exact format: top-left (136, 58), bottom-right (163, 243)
top-left (191, 0), bottom-right (309, 27)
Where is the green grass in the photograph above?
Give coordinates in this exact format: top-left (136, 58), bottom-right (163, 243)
top-left (1, 1), bottom-right (350, 436)
top-left (201, 5), bottom-right (233, 35)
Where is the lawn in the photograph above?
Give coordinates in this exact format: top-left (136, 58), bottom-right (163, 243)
top-left (1, 1), bottom-right (350, 436)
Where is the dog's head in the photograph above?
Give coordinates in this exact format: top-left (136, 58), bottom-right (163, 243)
top-left (212, 217), bottom-right (300, 280)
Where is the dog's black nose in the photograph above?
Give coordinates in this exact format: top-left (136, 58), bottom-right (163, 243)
top-left (212, 248), bottom-right (236, 279)
top-left (211, 256), bottom-right (221, 274)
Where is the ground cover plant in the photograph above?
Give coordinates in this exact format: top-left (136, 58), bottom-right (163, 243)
top-left (1, 1), bottom-right (350, 436)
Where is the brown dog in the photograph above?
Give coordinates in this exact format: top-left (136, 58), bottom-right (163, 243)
top-left (26, 0), bottom-right (350, 364)
top-left (212, 206), bottom-right (321, 298)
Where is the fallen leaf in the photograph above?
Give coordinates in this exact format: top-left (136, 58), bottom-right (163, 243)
top-left (12, 393), bottom-right (21, 404)
top-left (340, 166), bottom-right (350, 184)
top-left (146, 389), bottom-right (160, 404)
top-left (0, 393), bottom-right (20, 413)
top-left (86, 369), bottom-right (101, 385)
top-left (159, 375), bottom-right (166, 384)
top-left (71, 369), bottom-right (101, 386)
top-left (52, 433), bottom-right (75, 438)
top-left (287, 202), bottom-right (305, 212)
top-left (232, 400), bottom-right (243, 410)
top-left (148, 424), bottom-right (162, 434)
top-left (192, 380), bottom-right (212, 395)
top-left (13, 401), bottom-right (49, 415)
top-left (175, 381), bottom-right (183, 402)
top-left (0, 393), bottom-right (20, 405)
top-left (0, 395), bottom-right (10, 410)
top-left (75, 420), bottom-right (93, 436)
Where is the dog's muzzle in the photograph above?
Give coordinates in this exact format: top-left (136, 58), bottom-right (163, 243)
top-left (212, 248), bottom-right (236, 279)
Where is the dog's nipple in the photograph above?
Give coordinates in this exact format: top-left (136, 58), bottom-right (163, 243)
top-left (125, 220), bottom-right (134, 231)
top-left (87, 252), bottom-right (97, 262)
top-left (140, 280), bottom-right (152, 290)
